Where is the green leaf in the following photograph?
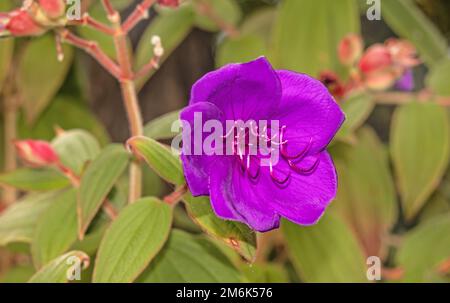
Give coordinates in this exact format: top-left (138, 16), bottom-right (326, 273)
top-left (71, 225), bottom-right (107, 257)
top-left (182, 193), bottom-right (256, 262)
top-left (137, 230), bottom-right (241, 282)
top-left (78, 144), bottom-right (129, 237)
top-left (381, 0), bottom-right (448, 67)
top-left (282, 213), bottom-right (367, 282)
top-left (143, 109), bottom-right (181, 140)
top-left (0, 168), bottom-right (69, 191)
top-left (426, 59), bottom-right (450, 96)
top-left (336, 94), bottom-right (374, 142)
top-left (0, 0), bottom-right (14, 91)
top-left (272, 0), bottom-right (359, 76)
top-left (419, 192), bottom-right (450, 223)
top-left (216, 34), bottom-right (267, 67)
top-left (241, 263), bottom-right (289, 283)
top-left (51, 129), bottom-right (102, 176)
top-left (390, 102), bottom-right (450, 221)
top-left (192, 0), bottom-right (242, 32)
top-left (93, 197), bottom-right (172, 282)
top-left (397, 214), bottom-right (450, 282)
top-left (331, 127), bottom-right (397, 256)
top-left (0, 191), bottom-right (64, 246)
top-left (19, 96), bottom-right (109, 145)
top-left (0, 265), bottom-right (35, 283)
top-left (32, 189), bottom-right (78, 268)
top-left (127, 136), bottom-right (184, 185)
top-left (135, 5), bottom-right (194, 88)
top-left (16, 34), bottom-right (74, 123)
top-left (240, 8), bottom-right (276, 42)
top-left (28, 251), bottom-right (90, 283)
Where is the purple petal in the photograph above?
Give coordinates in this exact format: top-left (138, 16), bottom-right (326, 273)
top-left (395, 69), bottom-right (414, 91)
top-left (180, 102), bottom-right (224, 196)
top-left (209, 157), bottom-right (280, 232)
top-left (190, 57), bottom-right (281, 121)
top-left (273, 70), bottom-right (345, 156)
top-left (259, 151), bottom-right (337, 225)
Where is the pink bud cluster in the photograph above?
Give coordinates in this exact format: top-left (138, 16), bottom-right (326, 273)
top-left (320, 34), bottom-right (420, 99)
top-left (0, 0), bottom-right (66, 37)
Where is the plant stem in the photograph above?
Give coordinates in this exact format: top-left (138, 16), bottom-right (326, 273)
top-left (2, 94), bottom-right (18, 205)
top-left (163, 185), bottom-right (188, 205)
top-left (108, 5), bottom-right (144, 203)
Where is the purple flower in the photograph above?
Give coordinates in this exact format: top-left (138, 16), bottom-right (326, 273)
top-left (180, 57), bottom-right (344, 232)
top-left (395, 68), bottom-right (414, 91)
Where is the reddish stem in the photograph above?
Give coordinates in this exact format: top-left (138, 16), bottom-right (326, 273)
top-left (58, 29), bottom-right (121, 78)
top-left (68, 13), bottom-right (115, 35)
top-left (122, 0), bottom-right (156, 33)
top-left (163, 185), bottom-right (188, 205)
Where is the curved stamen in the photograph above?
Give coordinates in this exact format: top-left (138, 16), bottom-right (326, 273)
top-left (281, 136), bottom-right (313, 160)
top-left (288, 157), bottom-right (320, 175)
top-left (269, 159), bottom-right (290, 185)
top-left (246, 156), bottom-right (260, 181)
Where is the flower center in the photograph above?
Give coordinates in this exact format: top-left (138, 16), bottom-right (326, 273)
top-left (223, 122), bottom-right (320, 187)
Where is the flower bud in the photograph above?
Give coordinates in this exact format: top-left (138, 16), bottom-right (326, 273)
top-left (338, 34), bottom-right (363, 66)
top-left (385, 38), bottom-right (420, 68)
top-left (363, 70), bottom-right (397, 91)
top-left (4, 10), bottom-right (45, 37)
top-left (358, 44), bottom-right (393, 74)
top-left (157, 0), bottom-right (180, 7)
top-left (14, 140), bottom-right (59, 167)
top-left (38, 0), bottom-right (66, 19)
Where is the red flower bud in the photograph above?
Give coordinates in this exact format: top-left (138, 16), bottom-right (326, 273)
top-left (157, 0), bottom-right (180, 7)
top-left (38, 0), bottom-right (66, 19)
top-left (358, 44), bottom-right (393, 74)
top-left (338, 34), bottom-right (363, 66)
top-left (14, 140), bottom-right (59, 167)
top-left (4, 10), bottom-right (45, 37)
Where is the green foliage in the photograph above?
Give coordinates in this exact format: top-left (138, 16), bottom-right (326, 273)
top-left (93, 197), bottom-right (172, 282)
top-left (28, 251), bottom-right (90, 283)
top-left (16, 34), bottom-right (74, 123)
top-left (272, 0), bottom-right (359, 76)
top-left (137, 230), bottom-right (241, 282)
top-left (397, 214), bottom-right (450, 282)
top-left (1, 0), bottom-right (450, 284)
top-left (192, 0), bottom-right (241, 32)
top-left (0, 168), bottom-right (69, 191)
top-left (282, 212), bottom-right (367, 282)
top-left (391, 102), bottom-right (450, 221)
top-left (241, 263), bottom-right (289, 283)
top-left (426, 59), bottom-right (450, 96)
top-left (381, 0), bottom-right (448, 67)
top-left (216, 34), bottom-right (267, 67)
top-left (78, 145), bottom-right (130, 237)
top-left (19, 97), bottom-right (109, 145)
top-left (331, 127), bottom-right (397, 256)
top-left (183, 192), bottom-right (257, 262)
top-left (32, 189), bottom-right (78, 268)
top-left (135, 4), bottom-right (195, 88)
top-left (143, 109), bottom-right (181, 140)
top-left (128, 136), bottom-right (185, 185)
top-left (0, 191), bottom-right (66, 246)
top-left (335, 94), bottom-right (374, 142)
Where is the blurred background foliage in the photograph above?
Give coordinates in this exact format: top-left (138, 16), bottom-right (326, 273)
top-left (0, 0), bottom-right (450, 282)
